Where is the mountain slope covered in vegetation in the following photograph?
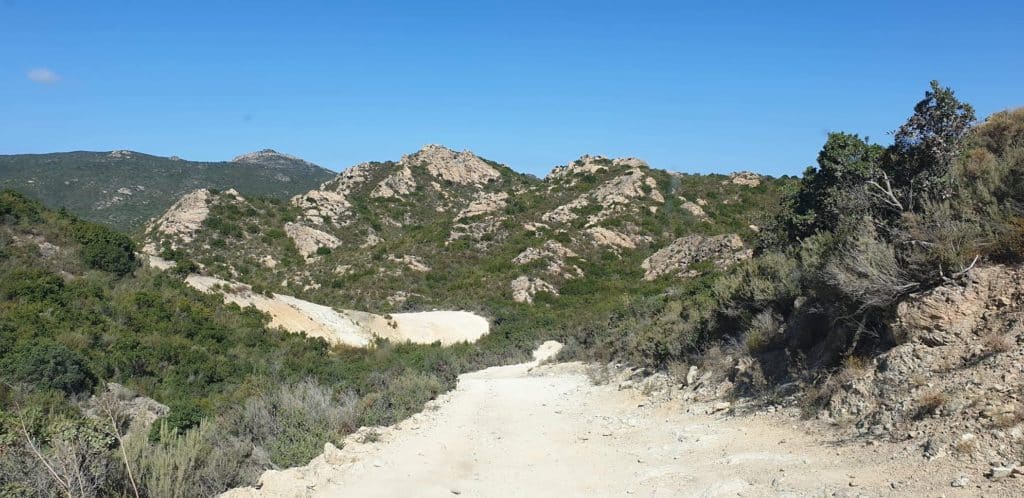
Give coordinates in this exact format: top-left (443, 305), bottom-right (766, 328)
top-left (0, 150), bottom-right (335, 231)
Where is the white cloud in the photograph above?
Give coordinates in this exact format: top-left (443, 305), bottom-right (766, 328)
top-left (27, 67), bottom-right (60, 84)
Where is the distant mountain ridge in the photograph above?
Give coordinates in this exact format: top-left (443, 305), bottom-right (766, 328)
top-left (232, 149), bottom-right (326, 171)
top-left (0, 149), bottom-right (336, 231)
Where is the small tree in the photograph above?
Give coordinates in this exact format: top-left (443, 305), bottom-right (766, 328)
top-left (784, 132), bottom-right (884, 239)
top-left (889, 80), bottom-right (976, 206)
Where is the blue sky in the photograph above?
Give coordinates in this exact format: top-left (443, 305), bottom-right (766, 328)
top-left (1, 1), bottom-right (1021, 176)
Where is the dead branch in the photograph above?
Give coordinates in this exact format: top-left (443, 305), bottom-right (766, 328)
top-left (16, 414), bottom-right (72, 498)
top-left (866, 171), bottom-right (905, 212)
top-left (99, 399), bottom-right (140, 498)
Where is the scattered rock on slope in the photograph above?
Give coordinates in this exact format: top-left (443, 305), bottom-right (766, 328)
top-left (511, 276), bottom-right (558, 303)
top-left (641, 234), bottom-right (752, 280)
top-left (371, 164), bottom-right (417, 198)
top-left (284, 222), bottom-right (342, 258)
top-left (512, 240), bottom-right (583, 278)
top-left (586, 226), bottom-right (648, 250)
top-left (456, 191), bottom-right (508, 220)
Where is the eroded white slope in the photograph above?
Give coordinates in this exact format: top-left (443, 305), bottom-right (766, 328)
top-left (184, 275), bottom-right (488, 347)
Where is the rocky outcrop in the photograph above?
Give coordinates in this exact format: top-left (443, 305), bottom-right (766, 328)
top-left (512, 241), bottom-right (582, 278)
top-left (513, 240), bottom-right (577, 264)
top-left (292, 189), bottom-right (351, 224)
top-left (448, 219), bottom-right (503, 245)
top-left (284, 222), bottom-right (341, 257)
top-left (511, 276), bottom-right (557, 304)
top-left (641, 234), bottom-right (752, 280)
top-left (818, 265), bottom-right (1024, 471)
top-left (387, 254), bottom-right (431, 272)
top-left (371, 165), bottom-right (417, 198)
top-left (456, 192), bottom-right (508, 220)
top-left (542, 156), bottom-right (663, 226)
top-left (680, 198), bottom-right (709, 220)
top-left (232, 149), bottom-right (322, 171)
top-left (728, 171), bottom-right (762, 187)
top-left (546, 155), bottom-right (647, 182)
top-left (293, 162), bottom-right (379, 223)
top-left (402, 145), bottom-right (500, 186)
top-left (586, 227), bottom-right (648, 250)
top-left (146, 188), bottom-right (214, 246)
top-left (83, 383), bottom-right (169, 436)
top-left (892, 265), bottom-right (1023, 345)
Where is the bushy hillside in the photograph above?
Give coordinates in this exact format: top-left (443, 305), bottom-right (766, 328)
top-left (143, 145), bottom-right (794, 352)
top-left (0, 191), bottom-right (519, 496)
top-left (0, 150), bottom-right (335, 232)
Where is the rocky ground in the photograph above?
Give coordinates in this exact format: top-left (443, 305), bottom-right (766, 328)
top-left (222, 342), bottom-right (1022, 497)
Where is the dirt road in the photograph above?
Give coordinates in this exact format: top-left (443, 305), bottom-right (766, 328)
top-left (225, 343), bottom-right (1001, 497)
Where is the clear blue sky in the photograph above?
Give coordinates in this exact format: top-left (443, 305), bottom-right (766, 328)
top-left (2, 1), bottom-right (1021, 176)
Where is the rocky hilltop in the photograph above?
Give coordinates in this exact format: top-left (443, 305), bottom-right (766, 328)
top-left (144, 144), bottom-right (789, 313)
top-left (232, 149), bottom-right (326, 173)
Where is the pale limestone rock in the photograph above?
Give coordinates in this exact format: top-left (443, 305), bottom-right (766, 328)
top-left (641, 234), bottom-right (752, 280)
top-left (402, 144), bottom-right (500, 185)
top-left (284, 222), bottom-right (341, 258)
top-left (84, 383), bottom-right (169, 436)
top-left (892, 265), bottom-right (1015, 344)
top-left (681, 200), bottom-right (708, 220)
top-left (448, 219), bottom-right (503, 245)
top-left (586, 227), bottom-right (648, 250)
top-left (362, 230), bottom-right (383, 248)
top-left (513, 240), bottom-right (577, 264)
top-left (147, 189), bottom-right (212, 246)
top-left (292, 161), bottom-right (379, 222)
top-left (512, 241), bottom-right (583, 278)
top-left (542, 156), bottom-right (662, 226)
top-left (456, 192), bottom-right (508, 220)
top-left (371, 164), bottom-right (417, 198)
top-left (511, 276), bottom-right (557, 304)
top-left (545, 155), bottom-right (648, 181)
top-left (292, 189), bottom-right (351, 224)
top-left (728, 171), bottom-right (762, 187)
top-left (388, 254), bottom-right (431, 272)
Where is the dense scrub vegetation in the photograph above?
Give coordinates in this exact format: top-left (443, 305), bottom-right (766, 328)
top-left (0, 151), bottom-right (335, 232)
top-left (0, 192), bottom-right (522, 495)
top-left (573, 83), bottom-right (1024, 399)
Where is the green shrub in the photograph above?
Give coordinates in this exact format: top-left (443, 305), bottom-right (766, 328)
top-left (0, 341), bottom-right (97, 395)
top-left (68, 221), bottom-right (137, 276)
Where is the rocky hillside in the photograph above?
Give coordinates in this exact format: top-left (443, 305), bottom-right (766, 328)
top-left (0, 149), bottom-right (335, 231)
top-left (143, 145), bottom-right (793, 321)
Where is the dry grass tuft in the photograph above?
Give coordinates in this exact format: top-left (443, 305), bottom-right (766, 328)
top-left (982, 333), bottom-right (1016, 354)
top-left (586, 364), bottom-right (612, 386)
top-left (836, 356), bottom-right (872, 384)
top-left (915, 389), bottom-right (949, 419)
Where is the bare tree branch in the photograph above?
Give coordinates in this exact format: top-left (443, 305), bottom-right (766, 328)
top-left (866, 171), bottom-right (905, 212)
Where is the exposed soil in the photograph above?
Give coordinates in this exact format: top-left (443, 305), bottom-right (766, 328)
top-left (224, 342), bottom-right (1019, 497)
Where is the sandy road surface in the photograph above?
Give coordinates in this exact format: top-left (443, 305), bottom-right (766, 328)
top-left (226, 344), bottom-right (1009, 497)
